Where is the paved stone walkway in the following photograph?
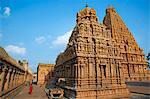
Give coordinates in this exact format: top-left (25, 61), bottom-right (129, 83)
top-left (14, 85), bottom-right (48, 99)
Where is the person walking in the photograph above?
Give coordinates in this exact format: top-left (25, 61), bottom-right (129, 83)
top-left (29, 83), bottom-right (33, 94)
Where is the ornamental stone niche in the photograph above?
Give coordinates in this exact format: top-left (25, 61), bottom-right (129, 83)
top-left (54, 6), bottom-right (149, 99)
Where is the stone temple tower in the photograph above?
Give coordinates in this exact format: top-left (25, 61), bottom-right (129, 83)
top-left (103, 7), bottom-right (149, 81)
top-left (54, 6), bottom-right (130, 99)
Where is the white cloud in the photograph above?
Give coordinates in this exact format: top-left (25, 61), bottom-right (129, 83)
top-left (5, 45), bottom-right (26, 55)
top-left (35, 36), bottom-right (46, 44)
top-left (4, 7), bottom-right (11, 16)
top-left (52, 30), bottom-right (72, 46)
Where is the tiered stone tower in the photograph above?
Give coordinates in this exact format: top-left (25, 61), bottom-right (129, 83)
top-left (103, 7), bottom-right (149, 81)
top-left (54, 6), bottom-right (131, 99)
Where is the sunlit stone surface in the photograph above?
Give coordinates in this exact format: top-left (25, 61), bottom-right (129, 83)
top-left (54, 6), bottom-right (149, 99)
top-left (37, 63), bottom-right (54, 86)
top-left (0, 47), bottom-right (33, 98)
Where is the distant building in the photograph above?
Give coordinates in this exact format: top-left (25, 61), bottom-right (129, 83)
top-left (32, 72), bottom-right (37, 84)
top-left (20, 60), bottom-right (33, 83)
top-left (37, 63), bottom-right (54, 86)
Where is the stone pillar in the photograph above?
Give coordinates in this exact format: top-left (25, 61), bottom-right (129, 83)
top-left (14, 71), bottom-right (18, 88)
top-left (4, 68), bottom-right (11, 93)
top-left (18, 72), bottom-right (20, 85)
top-left (119, 63), bottom-right (126, 86)
top-left (22, 73), bottom-right (25, 83)
top-left (6, 68), bottom-right (12, 91)
top-left (77, 64), bottom-right (80, 88)
top-left (109, 63), bottom-right (113, 86)
top-left (74, 64), bottom-right (78, 88)
top-left (80, 65), bottom-right (84, 78)
top-left (115, 63), bottom-right (119, 85)
top-left (89, 63), bottom-right (94, 77)
top-left (23, 73), bottom-right (25, 83)
top-left (12, 70), bottom-right (16, 89)
top-left (78, 64), bottom-right (81, 78)
top-left (16, 71), bottom-right (19, 86)
top-left (24, 71), bottom-right (27, 83)
top-left (101, 65), bottom-right (105, 78)
top-left (10, 69), bottom-right (15, 90)
top-left (0, 66), bottom-right (7, 96)
top-left (20, 73), bottom-right (22, 84)
top-left (1, 66), bottom-right (8, 95)
top-left (106, 63), bottom-right (111, 86)
top-left (20, 73), bottom-right (23, 84)
top-left (21, 73), bottom-right (23, 84)
top-left (111, 64), bottom-right (117, 87)
top-left (17, 72), bottom-right (20, 86)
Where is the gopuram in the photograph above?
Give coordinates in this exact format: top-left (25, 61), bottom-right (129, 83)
top-left (54, 6), bottom-right (149, 99)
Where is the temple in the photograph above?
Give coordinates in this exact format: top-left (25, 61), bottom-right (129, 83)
top-left (103, 7), bottom-right (149, 81)
top-left (53, 6), bottom-right (149, 98)
top-left (54, 6), bottom-right (121, 99)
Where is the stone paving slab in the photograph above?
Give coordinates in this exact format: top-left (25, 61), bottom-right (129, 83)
top-left (14, 85), bottom-right (48, 99)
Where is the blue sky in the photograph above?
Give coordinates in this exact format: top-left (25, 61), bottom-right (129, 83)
top-left (0, 0), bottom-right (149, 72)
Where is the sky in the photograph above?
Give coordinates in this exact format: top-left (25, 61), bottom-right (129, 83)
top-left (0, 0), bottom-right (149, 72)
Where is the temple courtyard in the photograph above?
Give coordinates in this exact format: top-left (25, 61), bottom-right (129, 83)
top-left (0, 1), bottom-right (149, 99)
